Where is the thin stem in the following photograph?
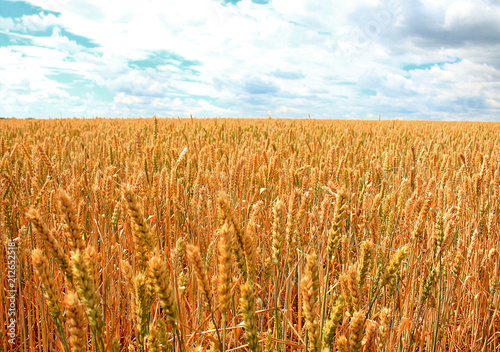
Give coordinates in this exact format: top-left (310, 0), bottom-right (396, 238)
top-left (319, 254), bottom-right (331, 344)
top-left (431, 257), bottom-right (443, 352)
top-left (222, 316), bottom-right (227, 352)
top-left (209, 308), bottom-right (223, 352)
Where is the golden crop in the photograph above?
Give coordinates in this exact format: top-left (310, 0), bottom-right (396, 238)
top-left (1, 117), bottom-right (499, 351)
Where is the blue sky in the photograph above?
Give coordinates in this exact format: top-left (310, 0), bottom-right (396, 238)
top-left (0, 0), bottom-right (499, 120)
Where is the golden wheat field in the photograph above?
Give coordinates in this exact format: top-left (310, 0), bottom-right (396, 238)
top-left (1, 117), bottom-right (499, 352)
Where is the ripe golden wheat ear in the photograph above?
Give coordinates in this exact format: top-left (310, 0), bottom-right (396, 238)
top-left (3, 118), bottom-right (499, 351)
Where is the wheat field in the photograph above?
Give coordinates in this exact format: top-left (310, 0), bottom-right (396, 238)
top-left (1, 117), bottom-right (499, 352)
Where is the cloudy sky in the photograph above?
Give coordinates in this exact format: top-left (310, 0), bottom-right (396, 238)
top-left (0, 0), bottom-right (499, 119)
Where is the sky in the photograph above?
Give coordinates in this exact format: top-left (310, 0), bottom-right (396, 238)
top-left (0, 0), bottom-right (499, 120)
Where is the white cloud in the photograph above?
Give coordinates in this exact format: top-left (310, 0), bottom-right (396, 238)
top-left (0, 0), bottom-right (499, 119)
top-left (445, 0), bottom-right (500, 28)
top-left (17, 12), bottom-right (60, 32)
top-left (276, 105), bottom-right (300, 114)
top-left (29, 27), bottom-right (82, 52)
top-left (0, 17), bottom-right (15, 31)
top-left (114, 92), bottom-right (142, 104)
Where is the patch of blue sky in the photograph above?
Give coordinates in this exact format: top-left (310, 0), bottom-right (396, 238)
top-left (47, 72), bottom-right (83, 84)
top-left (59, 28), bottom-right (98, 48)
top-left (0, 31), bottom-right (11, 45)
top-left (1, 25), bottom-right (98, 48)
top-left (24, 26), bottom-right (53, 37)
top-left (271, 69), bottom-right (304, 80)
top-left (360, 88), bottom-right (377, 96)
top-left (402, 58), bottom-right (461, 71)
top-left (129, 50), bottom-right (200, 73)
top-left (83, 84), bottom-right (113, 101)
top-left (0, 0), bottom-right (60, 17)
top-left (47, 72), bottom-right (113, 101)
top-left (30, 26), bottom-right (98, 48)
top-left (177, 77), bottom-right (201, 83)
top-left (0, 30), bottom-right (31, 45)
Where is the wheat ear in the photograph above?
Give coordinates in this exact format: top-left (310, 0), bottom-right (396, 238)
top-left (65, 291), bottom-right (87, 352)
